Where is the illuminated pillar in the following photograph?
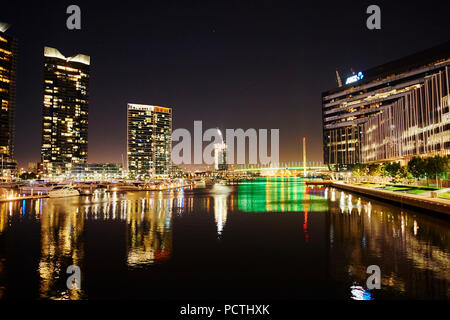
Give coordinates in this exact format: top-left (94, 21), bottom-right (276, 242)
top-left (302, 137), bottom-right (306, 177)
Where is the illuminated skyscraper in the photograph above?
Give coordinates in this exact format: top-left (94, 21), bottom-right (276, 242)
top-left (127, 104), bottom-right (172, 177)
top-left (41, 47), bottom-right (90, 175)
top-left (214, 142), bottom-right (228, 171)
top-left (0, 23), bottom-right (18, 175)
top-left (213, 128), bottom-right (228, 171)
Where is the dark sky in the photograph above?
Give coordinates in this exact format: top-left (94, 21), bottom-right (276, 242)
top-left (2, 0), bottom-right (450, 168)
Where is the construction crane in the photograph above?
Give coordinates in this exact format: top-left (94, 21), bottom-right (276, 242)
top-left (335, 69), bottom-right (342, 87)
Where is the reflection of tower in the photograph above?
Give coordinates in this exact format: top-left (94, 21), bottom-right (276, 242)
top-left (214, 129), bottom-right (228, 171)
top-left (39, 200), bottom-right (85, 300)
top-left (303, 185), bottom-right (309, 243)
top-left (302, 137), bottom-right (307, 177)
top-left (126, 197), bottom-right (173, 267)
top-left (213, 193), bottom-right (228, 236)
top-left (303, 211), bottom-right (309, 243)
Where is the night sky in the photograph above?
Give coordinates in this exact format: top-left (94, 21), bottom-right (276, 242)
top-left (2, 0), bottom-right (450, 168)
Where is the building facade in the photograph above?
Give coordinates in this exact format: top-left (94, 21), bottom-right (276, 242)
top-left (127, 104), bottom-right (172, 177)
top-left (322, 41), bottom-right (450, 167)
top-left (0, 23), bottom-right (17, 175)
top-left (71, 163), bottom-right (123, 179)
top-left (41, 46), bottom-right (90, 174)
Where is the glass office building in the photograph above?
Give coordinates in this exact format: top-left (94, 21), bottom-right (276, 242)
top-left (127, 104), bottom-right (172, 177)
top-left (41, 46), bottom-right (90, 174)
top-left (322, 41), bottom-right (450, 167)
top-left (0, 23), bottom-right (17, 175)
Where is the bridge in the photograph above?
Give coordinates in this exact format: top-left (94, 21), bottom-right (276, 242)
top-left (233, 165), bottom-right (328, 172)
top-left (230, 165), bottom-right (329, 176)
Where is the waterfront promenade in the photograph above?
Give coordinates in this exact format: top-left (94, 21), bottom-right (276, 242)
top-left (330, 181), bottom-right (450, 216)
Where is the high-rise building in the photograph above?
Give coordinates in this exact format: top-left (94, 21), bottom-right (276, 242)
top-left (0, 22), bottom-right (18, 175)
top-left (127, 104), bottom-right (172, 177)
top-left (214, 142), bottom-right (228, 171)
top-left (41, 46), bottom-right (90, 175)
top-left (322, 41), bottom-right (450, 168)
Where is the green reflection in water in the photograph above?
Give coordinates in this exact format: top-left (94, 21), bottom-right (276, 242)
top-left (237, 177), bottom-right (329, 212)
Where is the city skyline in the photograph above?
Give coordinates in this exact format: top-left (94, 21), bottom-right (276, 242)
top-left (0, 0), bottom-right (449, 306)
top-left (1, 1), bottom-right (450, 169)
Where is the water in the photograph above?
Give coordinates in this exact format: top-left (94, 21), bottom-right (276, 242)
top-left (0, 177), bottom-right (448, 300)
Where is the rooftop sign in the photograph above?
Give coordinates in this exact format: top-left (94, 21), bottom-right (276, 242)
top-left (345, 72), bottom-right (364, 85)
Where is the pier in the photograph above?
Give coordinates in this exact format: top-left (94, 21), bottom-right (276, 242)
top-left (0, 194), bottom-right (48, 202)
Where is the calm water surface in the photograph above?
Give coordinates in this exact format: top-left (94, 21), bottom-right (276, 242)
top-left (0, 177), bottom-right (449, 300)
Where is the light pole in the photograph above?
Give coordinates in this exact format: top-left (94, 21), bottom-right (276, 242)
top-left (302, 137), bottom-right (306, 177)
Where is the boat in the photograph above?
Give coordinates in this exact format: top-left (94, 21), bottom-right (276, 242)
top-left (20, 182), bottom-right (58, 195)
top-left (193, 179), bottom-right (206, 188)
top-left (48, 185), bottom-right (80, 198)
top-left (215, 179), bottom-right (227, 185)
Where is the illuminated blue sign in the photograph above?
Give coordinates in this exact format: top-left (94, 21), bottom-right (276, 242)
top-left (345, 71), bottom-right (364, 85)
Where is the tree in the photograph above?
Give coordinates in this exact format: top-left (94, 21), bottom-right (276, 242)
top-left (383, 162), bottom-right (401, 178)
top-left (368, 163), bottom-right (382, 176)
top-left (444, 155), bottom-right (450, 180)
top-left (425, 155), bottom-right (448, 188)
top-left (407, 156), bottom-right (426, 180)
top-left (352, 164), bottom-right (367, 179)
top-left (19, 172), bottom-right (37, 180)
top-left (398, 166), bottom-right (409, 179)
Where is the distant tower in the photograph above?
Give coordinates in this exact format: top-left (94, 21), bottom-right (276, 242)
top-left (302, 137), bottom-right (306, 177)
top-left (214, 129), bottom-right (228, 171)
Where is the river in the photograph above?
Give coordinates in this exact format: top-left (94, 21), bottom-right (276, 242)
top-left (0, 177), bottom-right (448, 300)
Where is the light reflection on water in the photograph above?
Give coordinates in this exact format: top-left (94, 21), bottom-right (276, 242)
top-left (0, 178), bottom-right (448, 300)
top-left (327, 186), bottom-right (450, 299)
